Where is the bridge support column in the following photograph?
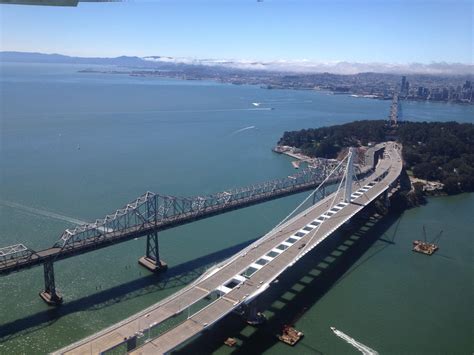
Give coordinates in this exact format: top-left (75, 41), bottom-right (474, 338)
top-left (125, 335), bottom-right (137, 352)
top-left (374, 191), bottom-right (390, 215)
top-left (39, 260), bottom-right (63, 305)
top-left (138, 231), bottom-right (168, 273)
top-left (245, 299), bottom-right (266, 325)
top-left (383, 190), bottom-right (391, 208)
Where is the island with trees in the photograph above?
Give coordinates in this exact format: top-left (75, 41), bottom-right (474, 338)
top-left (276, 120), bottom-right (474, 195)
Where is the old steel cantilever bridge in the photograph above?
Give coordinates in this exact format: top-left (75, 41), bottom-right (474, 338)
top-left (54, 142), bottom-right (403, 355)
top-left (0, 149), bottom-right (379, 305)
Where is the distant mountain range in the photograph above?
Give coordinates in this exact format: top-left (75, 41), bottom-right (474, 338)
top-left (0, 51), bottom-right (147, 66)
top-left (1, 51), bottom-right (472, 76)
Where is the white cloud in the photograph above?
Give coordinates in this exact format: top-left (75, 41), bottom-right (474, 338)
top-left (142, 56), bottom-right (474, 75)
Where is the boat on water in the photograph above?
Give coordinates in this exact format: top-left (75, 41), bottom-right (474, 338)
top-left (330, 326), bottom-right (379, 354)
top-left (292, 160), bottom-right (300, 169)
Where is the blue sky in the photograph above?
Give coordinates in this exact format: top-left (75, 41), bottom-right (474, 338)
top-left (1, 0), bottom-right (472, 63)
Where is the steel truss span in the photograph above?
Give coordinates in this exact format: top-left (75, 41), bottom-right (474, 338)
top-left (0, 157), bottom-right (369, 276)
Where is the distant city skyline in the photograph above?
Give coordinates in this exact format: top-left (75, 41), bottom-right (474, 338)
top-left (0, 0), bottom-right (472, 65)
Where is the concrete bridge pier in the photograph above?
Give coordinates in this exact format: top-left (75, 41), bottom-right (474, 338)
top-left (245, 299), bottom-right (266, 325)
top-left (382, 190), bottom-right (391, 208)
top-left (39, 260), bottom-right (63, 305)
top-left (138, 231), bottom-right (168, 272)
top-left (373, 190), bottom-right (390, 215)
top-left (125, 335), bottom-right (137, 352)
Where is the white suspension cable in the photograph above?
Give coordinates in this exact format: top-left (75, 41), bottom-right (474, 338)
top-left (269, 154), bottom-right (349, 235)
top-left (352, 166), bottom-right (371, 202)
top-left (299, 155), bottom-right (350, 255)
top-left (210, 153), bottom-right (351, 274)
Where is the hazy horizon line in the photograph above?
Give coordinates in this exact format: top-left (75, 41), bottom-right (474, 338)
top-left (1, 50), bottom-right (473, 76)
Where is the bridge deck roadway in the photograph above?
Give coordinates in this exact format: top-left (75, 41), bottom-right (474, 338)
top-left (56, 143), bottom-right (401, 355)
top-left (1, 177), bottom-right (349, 275)
top-left (2, 146), bottom-right (379, 276)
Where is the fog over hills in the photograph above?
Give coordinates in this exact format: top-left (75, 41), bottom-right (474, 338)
top-left (1, 51), bottom-right (472, 76)
top-left (142, 56), bottom-right (474, 76)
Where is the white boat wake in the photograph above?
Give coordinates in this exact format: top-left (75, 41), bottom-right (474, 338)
top-left (255, 99), bottom-right (312, 104)
top-left (0, 200), bottom-right (86, 225)
top-left (331, 327), bottom-right (379, 355)
top-left (231, 125), bottom-right (256, 135)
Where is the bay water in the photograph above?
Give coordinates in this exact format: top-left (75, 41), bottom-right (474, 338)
top-left (0, 63), bottom-right (472, 354)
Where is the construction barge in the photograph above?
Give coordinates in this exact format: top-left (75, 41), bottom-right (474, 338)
top-left (412, 240), bottom-right (438, 255)
top-left (224, 337), bottom-right (237, 347)
top-left (277, 325), bottom-right (304, 346)
top-left (412, 226), bottom-right (442, 255)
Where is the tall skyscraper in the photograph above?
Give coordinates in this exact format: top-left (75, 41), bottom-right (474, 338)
top-left (417, 86), bottom-right (424, 97)
top-left (400, 76), bottom-right (409, 96)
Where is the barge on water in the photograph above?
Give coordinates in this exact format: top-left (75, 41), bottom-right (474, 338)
top-left (412, 240), bottom-right (438, 255)
top-left (277, 325), bottom-right (304, 346)
top-left (412, 226), bottom-right (442, 255)
top-left (224, 337), bottom-right (237, 347)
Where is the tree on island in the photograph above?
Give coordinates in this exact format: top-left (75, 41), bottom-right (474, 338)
top-left (278, 120), bottom-right (474, 194)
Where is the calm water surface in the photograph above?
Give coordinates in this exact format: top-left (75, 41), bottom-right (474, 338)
top-left (0, 63), bottom-right (472, 354)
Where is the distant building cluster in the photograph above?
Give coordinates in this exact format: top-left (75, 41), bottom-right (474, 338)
top-left (399, 76), bottom-right (472, 103)
top-left (80, 66), bottom-right (473, 105)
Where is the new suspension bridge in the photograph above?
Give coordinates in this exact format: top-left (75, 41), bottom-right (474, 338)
top-left (50, 141), bottom-right (402, 354)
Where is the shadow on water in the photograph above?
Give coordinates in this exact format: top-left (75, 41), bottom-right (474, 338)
top-left (173, 209), bottom-right (403, 355)
top-left (0, 237), bottom-right (258, 342)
